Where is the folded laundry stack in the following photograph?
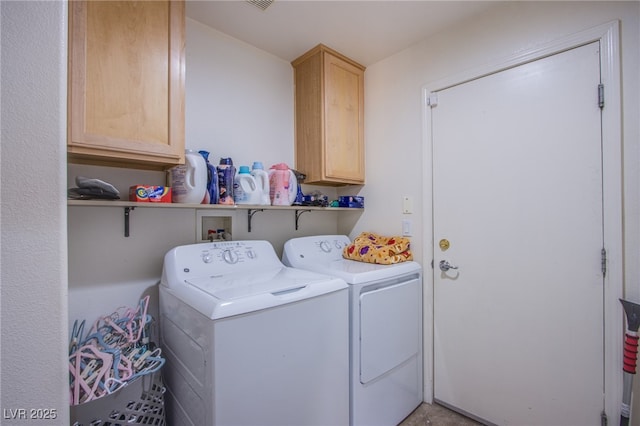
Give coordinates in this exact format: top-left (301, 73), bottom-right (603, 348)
top-left (342, 232), bottom-right (413, 265)
top-left (68, 176), bottom-right (120, 200)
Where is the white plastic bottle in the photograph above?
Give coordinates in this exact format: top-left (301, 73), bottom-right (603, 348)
top-left (234, 166), bottom-right (261, 205)
top-left (169, 149), bottom-right (207, 204)
top-left (268, 163), bottom-right (297, 206)
top-left (251, 161), bottom-right (271, 205)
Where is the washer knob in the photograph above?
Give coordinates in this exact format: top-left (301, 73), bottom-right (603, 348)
top-left (202, 252), bottom-right (213, 263)
top-left (222, 249), bottom-right (239, 264)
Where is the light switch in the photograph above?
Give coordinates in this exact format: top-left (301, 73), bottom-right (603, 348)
top-left (402, 196), bottom-right (413, 214)
top-left (402, 220), bottom-right (412, 236)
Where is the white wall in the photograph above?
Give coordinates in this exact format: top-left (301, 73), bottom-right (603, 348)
top-left (185, 18), bottom-right (295, 168)
top-left (363, 0), bottom-right (639, 422)
top-left (1, 1), bottom-right (69, 423)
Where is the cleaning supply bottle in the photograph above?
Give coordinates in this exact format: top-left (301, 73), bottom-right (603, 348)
top-left (251, 161), bottom-right (271, 205)
top-left (217, 157), bottom-right (236, 205)
top-left (169, 149), bottom-right (207, 204)
top-left (292, 169), bottom-right (305, 205)
top-left (268, 163), bottom-right (297, 206)
top-left (234, 166), bottom-right (262, 205)
top-left (199, 150), bottom-right (219, 204)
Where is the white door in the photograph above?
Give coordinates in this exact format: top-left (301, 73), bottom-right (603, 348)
top-left (432, 42), bottom-right (604, 425)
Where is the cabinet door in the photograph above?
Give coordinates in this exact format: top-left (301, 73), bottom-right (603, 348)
top-left (68, 1), bottom-right (185, 168)
top-left (323, 52), bottom-right (365, 184)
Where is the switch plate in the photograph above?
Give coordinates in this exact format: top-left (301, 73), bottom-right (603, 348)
top-left (402, 196), bottom-right (413, 214)
top-left (402, 220), bottom-right (412, 236)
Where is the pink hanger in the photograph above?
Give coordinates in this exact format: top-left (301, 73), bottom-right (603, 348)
top-left (69, 343), bottom-right (112, 405)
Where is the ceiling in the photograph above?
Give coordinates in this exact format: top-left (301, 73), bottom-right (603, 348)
top-left (185, 1), bottom-right (501, 67)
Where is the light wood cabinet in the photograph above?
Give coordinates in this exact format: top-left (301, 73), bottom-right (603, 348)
top-left (292, 44), bottom-right (365, 185)
top-left (68, 1), bottom-right (185, 169)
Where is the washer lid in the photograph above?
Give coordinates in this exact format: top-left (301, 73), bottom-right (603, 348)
top-left (186, 266), bottom-right (326, 300)
top-left (165, 266), bottom-right (347, 319)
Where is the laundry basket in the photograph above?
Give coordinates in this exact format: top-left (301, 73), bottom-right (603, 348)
top-left (70, 371), bottom-right (165, 426)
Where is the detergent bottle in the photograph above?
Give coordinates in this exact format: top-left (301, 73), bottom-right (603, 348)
top-left (169, 149), bottom-right (207, 204)
top-left (234, 166), bottom-right (262, 205)
top-left (198, 150), bottom-right (219, 204)
top-left (251, 162), bottom-right (271, 205)
top-left (217, 157), bottom-right (236, 205)
top-left (268, 163), bottom-right (297, 206)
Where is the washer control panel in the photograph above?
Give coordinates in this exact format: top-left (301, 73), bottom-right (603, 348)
top-left (199, 242), bottom-right (261, 265)
top-left (165, 240), bottom-right (282, 284)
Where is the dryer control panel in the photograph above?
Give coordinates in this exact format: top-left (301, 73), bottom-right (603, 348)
top-left (282, 235), bottom-right (350, 267)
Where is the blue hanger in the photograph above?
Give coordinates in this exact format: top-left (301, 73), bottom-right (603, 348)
top-left (69, 320), bottom-right (85, 355)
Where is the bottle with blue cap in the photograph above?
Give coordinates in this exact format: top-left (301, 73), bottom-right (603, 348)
top-left (234, 166), bottom-right (261, 205)
top-left (251, 162), bottom-right (271, 205)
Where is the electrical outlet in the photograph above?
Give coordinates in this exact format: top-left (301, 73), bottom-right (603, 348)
top-left (403, 196), bottom-right (413, 214)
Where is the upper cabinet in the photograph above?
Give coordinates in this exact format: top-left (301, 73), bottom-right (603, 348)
top-left (292, 45), bottom-right (365, 186)
top-left (68, 1), bottom-right (185, 169)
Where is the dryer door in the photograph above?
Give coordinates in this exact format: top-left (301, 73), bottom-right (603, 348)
top-left (360, 277), bottom-right (421, 383)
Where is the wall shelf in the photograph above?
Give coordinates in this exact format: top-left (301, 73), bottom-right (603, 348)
top-left (67, 200), bottom-right (363, 236)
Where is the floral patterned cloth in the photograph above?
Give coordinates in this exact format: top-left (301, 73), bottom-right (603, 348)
top-left (342, 232), bottom-right (413, 265)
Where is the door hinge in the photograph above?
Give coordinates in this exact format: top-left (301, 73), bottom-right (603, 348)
top-left (427, 92), bottom-right (438, 107)
top-left (601, 248), bottom-right (607, 277)
top-left (601, 410), bottom-right (607, 426)
top-left (598, 84), bottom-right (605, 109)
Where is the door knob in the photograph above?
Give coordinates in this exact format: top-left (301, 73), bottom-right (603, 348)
top-left (439, 260), bottom-right (459, 272)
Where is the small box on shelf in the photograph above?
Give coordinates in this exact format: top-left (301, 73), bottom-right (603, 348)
top-left (338, 196), bottom-right (364, 208)
top-left (129, 186), bottom-right (172, 203)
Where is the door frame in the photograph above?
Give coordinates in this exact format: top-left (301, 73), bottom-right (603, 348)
top-left (421, 21), bottom-right (622, 420)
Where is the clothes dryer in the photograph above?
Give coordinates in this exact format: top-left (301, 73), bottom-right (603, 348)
top-left (160, 240), bottom-right (349, 426)
top-left (283, 235), bottom-right (423, 426)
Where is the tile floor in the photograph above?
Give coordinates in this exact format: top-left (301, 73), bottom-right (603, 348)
top-left (400, 403), bottom-right (482, 426)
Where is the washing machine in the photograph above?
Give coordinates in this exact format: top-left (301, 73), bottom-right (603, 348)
top-left (283, 235), bottom-right (423, 426)
top-left (159, 240), bottom-right (349, 426)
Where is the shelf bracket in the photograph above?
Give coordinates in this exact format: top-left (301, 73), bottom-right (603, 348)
top-left (295, 209), bottom-right (312, 230)
top-left (247, 209), bottom-right (264, 232)
top-left (124, 206), bottom-right (135, 237)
